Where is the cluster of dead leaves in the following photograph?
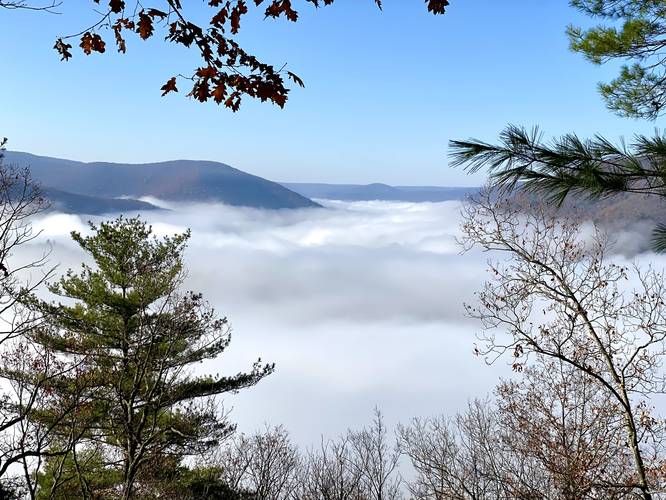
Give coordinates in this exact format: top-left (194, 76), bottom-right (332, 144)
top-left (53, 0), bottom-right (450, 111)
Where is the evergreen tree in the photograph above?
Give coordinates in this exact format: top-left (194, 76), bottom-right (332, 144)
top-left (31, 216), bottom-right (273, 499)
top-left (568, 0), bottom-right (666, 119)
top-left (449, 2), bottom-right (666, 249)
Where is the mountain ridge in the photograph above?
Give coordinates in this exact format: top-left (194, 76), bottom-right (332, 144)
top-left (40, 187), bottom-right (161, 215)
top-left (282, 182), bottom-right (478, 202)
top-left (4, 151), bottom-right (319, 210)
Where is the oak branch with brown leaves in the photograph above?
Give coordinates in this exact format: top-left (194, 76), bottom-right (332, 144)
top-left (14, 0), bottom-right (453, 111)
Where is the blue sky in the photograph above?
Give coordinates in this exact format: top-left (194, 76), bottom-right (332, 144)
top-left (0, 1), bottom-right (660, 185)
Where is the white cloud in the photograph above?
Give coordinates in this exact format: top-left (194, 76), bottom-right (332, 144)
top-left (13, 200), bottom-right (517, 444)
top-left (24, 200), bottom-right (666, 445)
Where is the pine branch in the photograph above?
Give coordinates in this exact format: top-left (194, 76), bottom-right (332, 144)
top-left (450, 125), bottom-right (666, 251)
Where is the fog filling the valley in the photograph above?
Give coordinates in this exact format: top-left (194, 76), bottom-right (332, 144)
top-left (21, 198), bottom-right (653, 446)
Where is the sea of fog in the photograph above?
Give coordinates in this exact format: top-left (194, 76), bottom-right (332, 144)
top-left (17, 199), bottom-right (660, 447)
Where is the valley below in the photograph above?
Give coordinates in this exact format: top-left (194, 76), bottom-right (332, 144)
top-left (9, 150), bottom-right (666, 446)
top-left (20, 196), bottom-right (498, 445)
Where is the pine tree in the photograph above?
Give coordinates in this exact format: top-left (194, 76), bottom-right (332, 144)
top-left (567, 0), bottom-right (666, 120)
top-left (448, 1), bottom-right (666, 250)
top-left (31, 216), bottom-right (273, 499)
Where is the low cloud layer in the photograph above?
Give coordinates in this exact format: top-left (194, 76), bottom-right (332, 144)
top-left (32, 200), bottom-right (486, 327)
top-left (17, 201), bottom-right (520, 443)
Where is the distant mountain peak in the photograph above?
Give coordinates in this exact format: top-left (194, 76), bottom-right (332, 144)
top-left (4, 151), bottom-right (319, 210)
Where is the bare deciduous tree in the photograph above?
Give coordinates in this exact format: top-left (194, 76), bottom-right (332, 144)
top-left (398, 402), bottom-right (498, 500)
top-left (4, 340), bottom-right (91, 499)
top-left (347, 408), bottom-right (402, 500)
top-left (460, 190), bottom-right (666, 499)
top-left (298, 435), bottom-right (364, 500)
top-left (496, 358), bottom-right (634, 499)
top-left (0, 140), bottom-right (87, 498)
top-left (218, 411), bottom-right (402, 500)
top-left (399, 368), bottom-right (635, 499)
top-left (220, 424), bottom-right (301, 500)
top-left (398, 398), bottom-right (550, 500)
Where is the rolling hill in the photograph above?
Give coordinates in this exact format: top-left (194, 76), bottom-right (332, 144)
top-left (282, 182), bottom-right (478, 202)
top-left (4, 152), bottom-right (319, 210)
top-left (41, 187), bottom-right (161, 215)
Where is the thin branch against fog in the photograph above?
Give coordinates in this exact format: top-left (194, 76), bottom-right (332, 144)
top-left (220, 425), bottom-right (301, 499)
top-left (460, 189), bottom-right (666, 498)
top-left (347, 408), bottom-right (402, 500)
top-left (0, 143), bottom-right (83, 497)
top-left (217, 411), bottom-right (403, 500)
top-left (299, 435), bottom-right (364, 499)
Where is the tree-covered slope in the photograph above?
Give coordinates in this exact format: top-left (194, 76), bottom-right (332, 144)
top-left (5, 152), bottom-right (320, 210)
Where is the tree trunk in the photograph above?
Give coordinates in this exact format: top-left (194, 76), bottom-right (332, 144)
top-left (122, 466), bottom-right (138, 500)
